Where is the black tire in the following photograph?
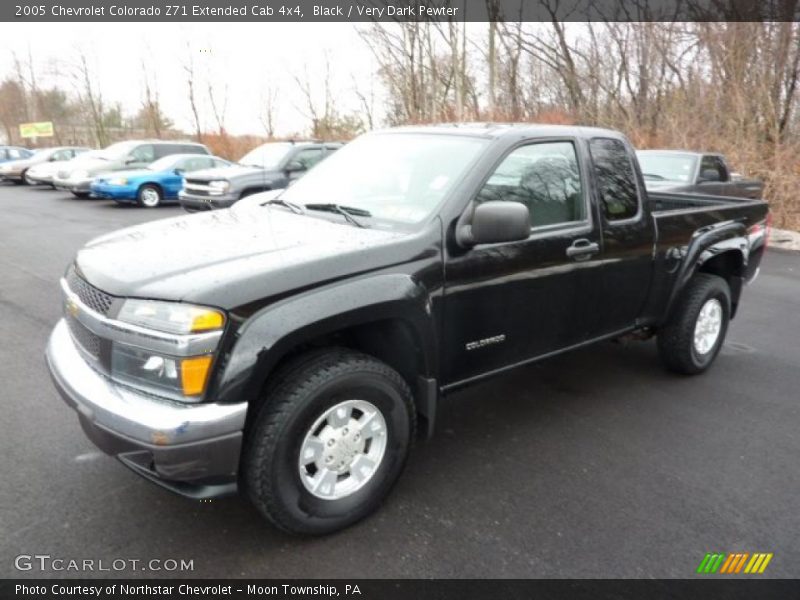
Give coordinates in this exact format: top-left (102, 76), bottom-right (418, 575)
top-left (243, 348), bottom-right (415, 535)
top-left (137, 184), bottom-right (163, 208)
top-left (657, 273), bottom-right (731, 375)
top-left (72, 191), bottom-right (90, 199)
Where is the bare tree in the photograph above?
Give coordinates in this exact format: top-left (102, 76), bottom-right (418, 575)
top-left (181, 41), bottom-right (203, 142)
top-left (259, 83), bottom-right (279, 138)
top-left (71, 50), bottom-right (108, 147)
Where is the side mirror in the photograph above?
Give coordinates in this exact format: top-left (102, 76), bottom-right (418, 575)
top-left (173, 168), bottom-right (185, 175)
top-left (459, 201), bottom-right (531, 247)
top-left (698, 169), bottom-right (721, 182)
top-left (285, 161), bottom-right (305, 173)
top-left (125, 157), bottom-right (137, 165)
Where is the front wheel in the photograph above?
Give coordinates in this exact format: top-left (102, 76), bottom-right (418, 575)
top-left (137, 184), bottom-right (162, 208)
top-left (243, 348), bottom-right (415, 535)
top-left (72, 191), bottom-right (90, 199)
top-left (657, 273), bottom-right (731, 374)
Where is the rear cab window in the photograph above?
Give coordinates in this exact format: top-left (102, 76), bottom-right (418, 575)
top-left (589, 137), bottom-right (641, 222)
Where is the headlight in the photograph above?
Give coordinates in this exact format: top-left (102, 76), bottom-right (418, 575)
top-left (208, 180), bottom-right (230, 193)
top-left (111, 299), bottom-right (226, 400)
top-left (111, 345), bottom-right (213, 399)
top-left (108, 177), bottom-right (128, 186)
top-left (118, 299), bottom-right (225, 334)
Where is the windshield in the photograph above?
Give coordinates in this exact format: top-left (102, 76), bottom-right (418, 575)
top-left (238, 143), bottom-right (294, 169)
top-left (147, 156), bottom-right (181, 171)
top-left (97, 141), bottom-right (138, 161)
top-left (280, 133), bottom-right (488, 225)
top-left (637, 152), bottom-right (697, 183)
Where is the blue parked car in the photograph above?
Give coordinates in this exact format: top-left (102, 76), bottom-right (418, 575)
top-left (0, 146), bottom-right (34, 165)
top-left (90, 153), bottom-right (229, 207)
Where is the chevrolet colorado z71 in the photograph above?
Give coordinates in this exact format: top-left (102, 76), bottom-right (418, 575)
top-left (46, 124), bottom-right (769, 534)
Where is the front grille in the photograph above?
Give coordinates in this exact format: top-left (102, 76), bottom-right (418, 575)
top-left (184, 180), bottom-right (211, 196)
top-left (66, 313), bottom-right (101, 358)
top-left (66, 267), bottom-right (115, 316)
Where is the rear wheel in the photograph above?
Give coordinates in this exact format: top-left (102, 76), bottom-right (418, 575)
top-left (137, 184), bottom-right (162, 208)
top-left (657, 273), bottom-right (731, 374)
top-left (243, 348), bottom-right (415, 535)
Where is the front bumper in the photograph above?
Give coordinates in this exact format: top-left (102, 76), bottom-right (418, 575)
top-left (90, 182), bottom-right (137, 200)
top-left (179, 190), bottom-right (238, 212)
top-left (1, 169), bottom-right (23, 181)
top-left (45, 319), bottom-right (247, 498)
top-left (26, 172), bottom-right (52, 184)
top-left (54, 177), bottom-right (93, 193)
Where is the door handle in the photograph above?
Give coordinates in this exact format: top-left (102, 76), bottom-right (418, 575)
top-left (566, 239), bottom-right (600, 260)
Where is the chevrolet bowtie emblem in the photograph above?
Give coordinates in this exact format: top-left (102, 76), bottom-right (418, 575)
top-left (66, 297), bottom-right (79, 318)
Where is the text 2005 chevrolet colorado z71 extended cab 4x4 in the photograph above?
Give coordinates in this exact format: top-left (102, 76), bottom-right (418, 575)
top-left (46, 124), bottom-right (769, 534)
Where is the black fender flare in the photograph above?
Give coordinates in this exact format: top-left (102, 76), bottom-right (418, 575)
top-left (214, 273), bottom-right (438, 409)
top-left (663, 220), bottom-right (749, 322)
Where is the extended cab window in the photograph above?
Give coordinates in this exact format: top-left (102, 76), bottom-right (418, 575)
top-left (589, 138), bottom-right (639, 221)
top-left (477, 141), bottom-right (584, 228)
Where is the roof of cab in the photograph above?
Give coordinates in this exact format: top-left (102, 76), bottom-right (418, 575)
top-left (377, 122), bottom-right (628, 141)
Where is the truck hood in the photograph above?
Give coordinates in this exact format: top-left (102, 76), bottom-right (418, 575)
top-left (187, 164), bottom-right (272, 181)
top-left (74, 204), bottom-right (409, 309)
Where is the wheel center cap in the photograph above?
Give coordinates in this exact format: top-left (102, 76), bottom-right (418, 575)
top-left (323, 426), bottom-right (365, 473)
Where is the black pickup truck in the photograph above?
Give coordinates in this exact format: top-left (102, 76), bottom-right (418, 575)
top-left (637, 150), bottom-right (764, 199)
top-left (46, 124), bottom-right (769, 535)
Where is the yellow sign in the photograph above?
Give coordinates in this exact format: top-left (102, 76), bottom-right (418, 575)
top-left (19, 121), bottom-right (54, 138)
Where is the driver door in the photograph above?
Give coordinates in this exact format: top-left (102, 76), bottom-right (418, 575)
top-left (442, 139), bottom-right (604, 385)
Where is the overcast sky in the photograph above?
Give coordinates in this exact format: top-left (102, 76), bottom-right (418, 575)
top-left (0, 23), bottom-right (382, 137)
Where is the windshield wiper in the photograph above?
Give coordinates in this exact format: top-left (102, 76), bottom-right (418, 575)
top-left (642, 172), bottom-right (666, 181)
top-left (262, 198), bottom-right (306, 215)
top-left (304, 203), bottom-right (371, 228)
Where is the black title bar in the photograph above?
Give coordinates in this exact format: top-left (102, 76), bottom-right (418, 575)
top-left (4, 0), bottom-right (800, 22)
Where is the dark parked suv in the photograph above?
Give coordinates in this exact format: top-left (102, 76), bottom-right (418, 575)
top-left (179, 141), bottom-right (341, 211)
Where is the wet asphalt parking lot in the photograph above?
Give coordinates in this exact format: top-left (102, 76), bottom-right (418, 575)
top-left (1, 181), bottom-right (798, 578)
